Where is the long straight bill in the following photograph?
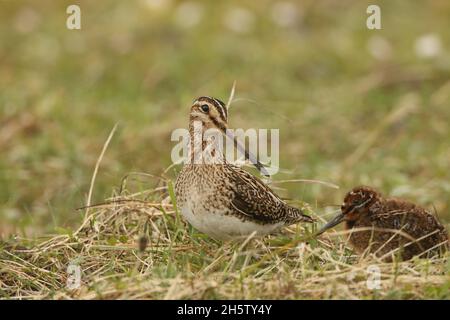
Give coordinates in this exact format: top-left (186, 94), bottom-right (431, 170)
top-left (315, 212), bottom-right (345, 236)
top-left (224, 129), bottom-right (270, 177)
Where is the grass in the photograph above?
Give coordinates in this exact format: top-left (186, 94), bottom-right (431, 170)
top-left (1, 178), bottom-right (449, 299)
top-left (1, 1), bottom-right (450, 299)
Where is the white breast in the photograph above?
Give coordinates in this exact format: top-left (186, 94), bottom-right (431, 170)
top-left (179, 201), bottom-right (283, 240)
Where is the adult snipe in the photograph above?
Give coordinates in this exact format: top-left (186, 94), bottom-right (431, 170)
top-left (317, 186), bottom-right (448, 261)
top-left (175, 96), bottom-right (314, 240)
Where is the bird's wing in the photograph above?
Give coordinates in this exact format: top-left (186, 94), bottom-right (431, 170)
top-left (226, 165), bottom-right (287, 224)
top-left (226, 165), bottom-right (315, 224)
top-left (377, 199), bottom-right (447, 239)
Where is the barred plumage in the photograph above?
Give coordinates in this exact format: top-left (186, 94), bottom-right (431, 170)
top-left (175, 96), bottom-right (314, 240)
top-left (317, 186), bottom-right (449, 261)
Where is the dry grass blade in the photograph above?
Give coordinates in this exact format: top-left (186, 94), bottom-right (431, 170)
top-left (226, 80), bottom-right (237, 110)
top-left (85, 123), bottom-right (119, 216)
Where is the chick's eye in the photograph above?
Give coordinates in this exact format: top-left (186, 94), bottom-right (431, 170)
top-left (200, 104), bottom-right (209, 112)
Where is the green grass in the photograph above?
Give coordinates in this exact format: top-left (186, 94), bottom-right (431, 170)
top-left (1, 183), bottom-right (449, 299)
top-left (1, 0), bottom-right (450, 299)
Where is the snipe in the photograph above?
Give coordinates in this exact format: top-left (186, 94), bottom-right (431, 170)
top-left (317, 186), bottom-right (448, 261)
top-left (175, 96), bottom-right (314, 240)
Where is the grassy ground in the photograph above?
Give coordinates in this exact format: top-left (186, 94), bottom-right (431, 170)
top-left (1, 184), bottom-right (449, 299)
top-left (1, 1), bottom-right (450, 299)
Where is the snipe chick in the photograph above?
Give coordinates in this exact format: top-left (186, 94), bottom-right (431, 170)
top-left (175, 96), bottom-right (314, 240)
top-left (317, 186), bottom-right (448, 261)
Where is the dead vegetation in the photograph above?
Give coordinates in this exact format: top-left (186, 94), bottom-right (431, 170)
top-left (1, 177), bottom-right (448, 299)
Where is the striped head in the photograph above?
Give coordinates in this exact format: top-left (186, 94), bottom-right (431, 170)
top-left (190, 96), bottom-right (228, 133)
top-left (341, 186), bottom-right (381, 218)
top-left (187, 96), bottom-right (269, 176)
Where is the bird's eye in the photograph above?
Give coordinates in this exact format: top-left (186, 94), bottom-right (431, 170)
top-left (200, 104), bottom-right (209, 112)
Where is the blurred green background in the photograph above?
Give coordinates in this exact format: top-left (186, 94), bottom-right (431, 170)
top-left (1, 0), bottom-right (449, 237)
